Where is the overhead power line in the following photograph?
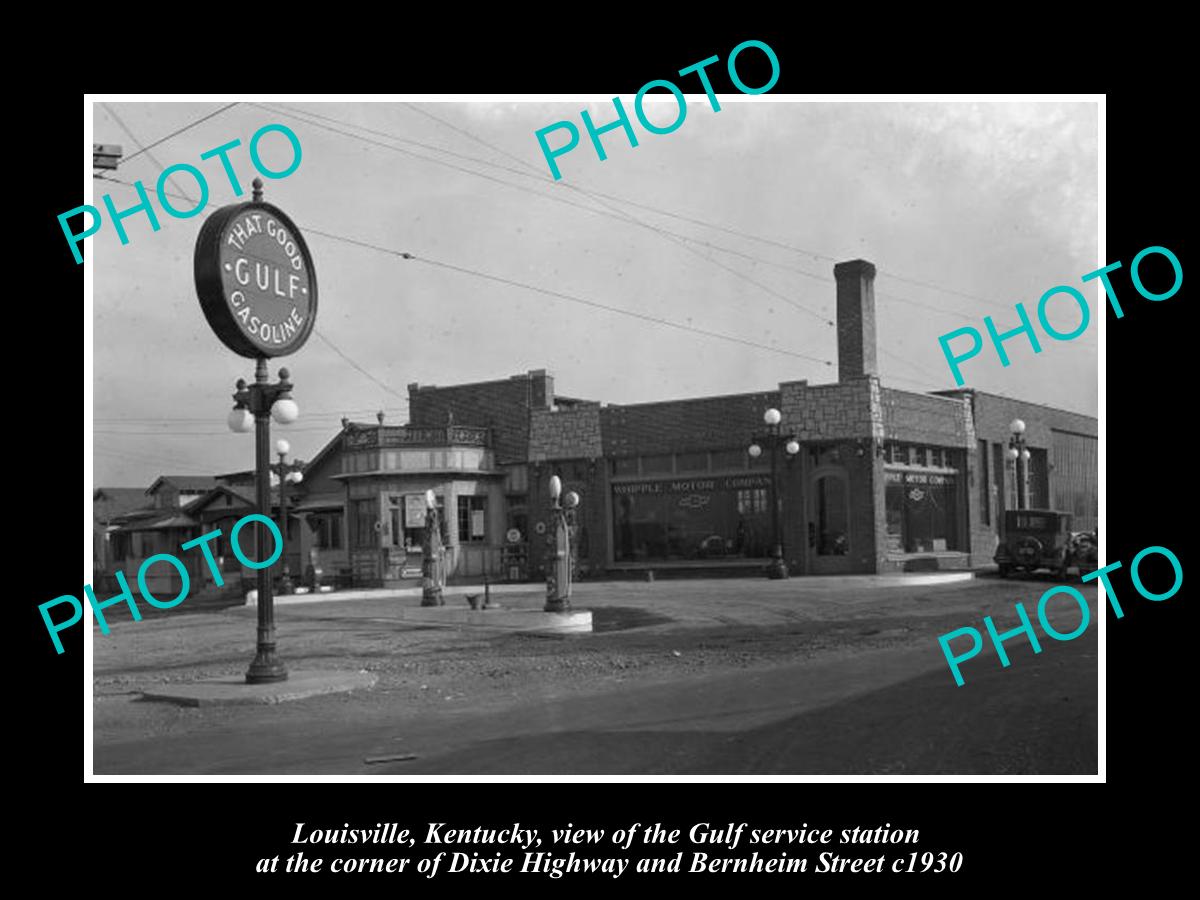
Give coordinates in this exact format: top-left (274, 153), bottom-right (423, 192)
top-left (269, 101), bottom-right (832, 285)
top-left (101, 103), bottom-right (195, 204)
top-left (116, 102), bottom-right (240, 165)
top-left (399, 103), bottom-right (1023, 314)
top-left (312, 330), bottom-right (411, 401)
top-left (94, 426), bottom-right (345, 437)
top-left (299, 224), bottom-right (834, 367)
top-left (94, 407), bottom-right (407, 424)
top-left (253, 102), bottom-right (835, 328)
top-left (401, 101), bottom-right (843, 264)
top-left (90, 168), bottom-right (954, 393)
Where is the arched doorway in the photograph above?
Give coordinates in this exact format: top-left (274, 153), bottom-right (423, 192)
top-left (808, 467), bottom-right (852, 574)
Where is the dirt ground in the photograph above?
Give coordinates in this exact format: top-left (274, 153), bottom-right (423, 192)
top-left (93, 575), bottom-right (1096, 749)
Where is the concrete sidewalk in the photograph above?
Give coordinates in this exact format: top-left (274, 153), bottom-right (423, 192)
top-left (256, 570), bottom-right (974, 609)
top-left (251, 581), bottom-right (536, 608)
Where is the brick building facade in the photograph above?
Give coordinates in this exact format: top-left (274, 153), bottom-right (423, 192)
top-left (398, 257), bottom-right (1097, 579)
top-left (102, 257), bottom-right (1091, 594)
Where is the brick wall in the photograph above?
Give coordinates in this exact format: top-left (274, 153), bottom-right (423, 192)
top-left (529, 405), bottom-right (603, 461)
top-left (938, 389), bottom-right (1098, 561)
top-left (881, 388), bottom-right (975, 447)
top-left (408, 371), bottom-right (553, 464)
top-left (601, 391), bottom-right (781, 456)
top-left (779, 377), bottom-right (883, 441)
top-left (949, 390), bottom-right (1097, 442)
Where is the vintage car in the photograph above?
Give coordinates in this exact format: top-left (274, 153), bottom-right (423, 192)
top-left (995, 509), bottom-right (1097, 578)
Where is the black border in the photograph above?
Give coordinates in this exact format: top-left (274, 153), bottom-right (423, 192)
top-left (22, 18), bottom-right (1191, 891)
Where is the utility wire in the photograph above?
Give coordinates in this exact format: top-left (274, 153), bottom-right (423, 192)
top-left (401, 102), bottom-right (844, 263)
top-left (402, 103), bottom-right (1028, 316)
top-left (102, 103), bottom-right (195, 204)
top-left (117, 102), bottom-right (240, 164)
top-left (393, 104), bottom-right (840, 326)
top-left (312, 330), bottom-right (411, 401)
top-left (105, 100), bottom-right (1020, 319)
top-left (299, 225), bottom-right (834, 367)
top-left (91, 172), bottom-right (957, 388)
top-left (266, 102), bottom-right (835, 284)
top-left (93, 445), bottom-right (215, 471)
top-left (254, 102), bottom-right (834, 327)
top-left (95, 426), bottom-right (347, 437)
top-left (95, 407), bottom-right (407, 424)
top-left (282, 101), bottom-right (1001, 321)
top-left (89, 172), bottom-right (956, 392)
top-left (90, 172), bottom-right (416, 403)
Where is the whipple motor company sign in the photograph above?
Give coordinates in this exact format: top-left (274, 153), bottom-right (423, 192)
top-left (612, 474), bottom-right (773, 496)
top-left (194, 201), bottom-right (317, 357)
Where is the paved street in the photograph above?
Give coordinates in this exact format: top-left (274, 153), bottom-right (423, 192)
top-left (92, 575), bottom-right (1098, 774)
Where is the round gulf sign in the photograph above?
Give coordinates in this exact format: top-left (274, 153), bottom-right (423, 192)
top-left (194, 201), bottom-right (317, 358)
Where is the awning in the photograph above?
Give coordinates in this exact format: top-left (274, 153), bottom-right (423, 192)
top-left (290, 499), bottom-right (345, 513)
top-left (115, 513), bottom-right (198, 532)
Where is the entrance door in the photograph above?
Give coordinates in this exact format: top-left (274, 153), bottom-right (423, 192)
top-left (383, 495), bottom-right (407, 581)
top-left (808, 468), bottom-right (853, 574)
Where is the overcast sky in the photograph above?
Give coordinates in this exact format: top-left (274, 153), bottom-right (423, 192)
top-left (89, 99), bottom-right (1098, 486)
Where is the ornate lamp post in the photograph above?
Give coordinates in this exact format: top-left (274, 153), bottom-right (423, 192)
top-left (748, 407), bottom-right (800, 580)
top-left (1007, 418), bottom-right (1031, 510)
top-left (545, 475), bottom-right (580, 612)
top-left (272, 438), bottom-right (304, 595)
top-left (197, 178), bottom-right (317, 688)
top-left (228, 364), bottom-right (299, 684)
top-left (421, 489), bottom-right (445, 607)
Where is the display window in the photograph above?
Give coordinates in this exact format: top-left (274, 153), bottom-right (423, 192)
top-left (612, 475), bottom-right (773, 562)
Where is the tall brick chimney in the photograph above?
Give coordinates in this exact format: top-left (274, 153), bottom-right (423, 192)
top-left (528, 369), bottom-right (554, 409)
top-left (833, 258), bottom-right (878, 382)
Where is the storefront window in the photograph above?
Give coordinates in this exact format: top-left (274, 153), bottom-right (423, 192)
top-left (387, 495), bottom-right (410, 547)
top-left (310, 512), bottom-right (343, 549)
top-left (612, 475), bottom-right (772, 562)
top-left (458, 495), bottom-right (487, 543)
top-left (885, 471), bottom-right (960, 553)
top-left (402, 494), bottom-right (444, 549)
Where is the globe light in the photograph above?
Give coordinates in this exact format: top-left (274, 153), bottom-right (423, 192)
top-left (763, 408), bottom-right (782, 426)
top-left (227, 407), bottom-right (253, 433)
top-left (269, 471), bottom-right (281, 487)
top-left (748, 444), bottom-right (763, 458)
top-left (785, 439), bottom-right (801, 456)
top-left (1010, 418), bottom-right (1026, 435)
top-left (287, 471), bottom-right (304, 484)
top-left (1021, 449), bottom-right (1031, 461)
top-left (271, 397), bottom-right (300, 424)
top-left (1007, 447), bottom-right (1020, 460)
top-left (549, 475), bottom-right (563, 500)
top-left (275, 439), bottom-right (291, 456)
top-left (563, 491), bottom-right (580, 509)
